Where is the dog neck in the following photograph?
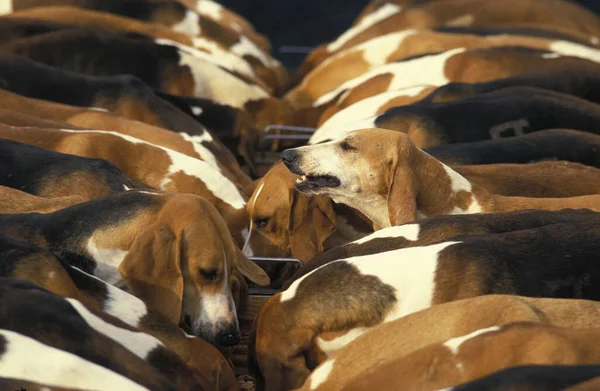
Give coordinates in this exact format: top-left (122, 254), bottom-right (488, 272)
top-left (408, 148), bottom-right (488, 220)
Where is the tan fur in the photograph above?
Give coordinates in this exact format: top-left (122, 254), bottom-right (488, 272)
top-left (0, 185), bottom-right (83, 214)
top-left (0, 93), bottom-right (251, 187)
top-left (296, 295), bottom-right (600, 391)
top-left (338, 322), bottom-right (600, 391)
top-left (299, 0), bottom-right (600, 73)
top-left (245, 162), bottom-right (337, 262)
top-left (288, 129), bottom-right (600, 228)
top-left (0, 123), bottom-right (251, 243)
top-left (289, 30), bottom-right (598, 108)
top-left (3, 6), bottom-right (275, 92)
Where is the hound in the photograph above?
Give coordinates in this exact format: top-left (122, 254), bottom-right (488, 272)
top-left (0, 138), bottom-right (151, 200)
top-left (0, 53), bottom-right (252, 174)
top-left (1, 8), bottom-right (274, 92)
top-left (253, 220), bottom-right (600, 391)
top-left (0, 278), bottom-right (177, 391)
top-left (1, 0), bottom-right (287, 90)
top-left (320, 323), bottom-right (600, 391)
top-left (306, 48), bottom-right (600, 124)
top-left (290, 295), bottom-right (600, 391)
top-left (448, 365), bottom-right (600, 391)
top-left (283, 128), bottom-right (600, 228)
top-left (299, 0), bottom-right (600, 74)
top-left (0, 124), bottom-right (250, 244)
top-left (0, 237), bottom-right (238, 390)
top-left (425, 129), bottom-right (600, 167)
top-left (0, 89), bottom-right (252, 187)
top-left (1, 29), bottom-right (292, 129)
top-left (294, 208), bottom-right (600, 284)
top-left (0, 191), bottom-right (269, 346)
top-left (287, 28), bottom-right (600, 108)
top-left (244, 162), bottom-right (338, 262)
top-left (316, 64), bottom-right (600, 132)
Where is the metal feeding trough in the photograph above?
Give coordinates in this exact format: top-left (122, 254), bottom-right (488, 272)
top-left (256, 125), bottom-right (317, 168)
top-left (248, 256), bottom-right (304, 296)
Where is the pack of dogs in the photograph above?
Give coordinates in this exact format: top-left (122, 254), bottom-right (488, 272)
top-left (3, 0), bottom-right (600, 390)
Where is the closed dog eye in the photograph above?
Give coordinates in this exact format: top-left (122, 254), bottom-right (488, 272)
top-left (340, 141), bottom-right (356, 151)
top-left (199, 269), bottom-right (219, 281)
top-left (254, 217), bottom-right (270, 229)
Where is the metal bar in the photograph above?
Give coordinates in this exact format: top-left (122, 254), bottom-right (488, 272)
top-left (250, 257), bottom-right (304, 267)
top-left (279, 45), bottom-right (315, 54)
top-left (264, 125), bottom-right (317, 134)
top-left (263, 134), bottom-right (312, 141)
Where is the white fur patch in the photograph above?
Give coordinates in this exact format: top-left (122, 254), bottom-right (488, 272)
top-left (86, 239), bottom-right (128, 286)
top-left (316, 328), bottom-right (369, 356)
top-left (191, 106), bottom-right (204, 115)
top-left (69, 266), bottom-right (149, 328)
top-left (281, 241), bottom-right (456, 326)
top-left (59, 129), bottom-right (246, 208)
top-left (443, 326), bottom-right (501, 355)
top-left (156, 38), bottom-right (257, 83)
top-left (311, 85), bottom-right (430, 144)
top-left (195, 0), bottom-right (223, 20)
top-left (88, 107), bottom-right (109, 112)
top-left (171, 10), bottom-right (201, 36)
top-left (352, 223), bottom-right (420, 245)
top-left (313, 48), bottom-right (465, 107)
top-left (0, 330), bottom-right (149, 391)
top-left (66, 299), bottom-right (163, 359)
top-left (327, 4), bottom-right (402, 52)
top-left (310, 358), bottom-right (336, 390)
top-left (549, 40), bottom-right (600, 63)
top-left (177, 131), bottom-right (220, 169)
top-left (230, 35), bottom-right (281, 68)
top-left (439, 163), bottom-right (483, 215)
top-left (243, 181), bottom-right (265, 256)
top-left (0, 0), bottom-right (12, 15)
top-left (362, 30), bottom-right (420, 65)
top-left (157, 39), bottom-right (268, 108)
top-left (541, 52), bottom-right (561, 59)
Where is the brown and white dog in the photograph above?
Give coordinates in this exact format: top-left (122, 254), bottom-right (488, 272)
top-left (0, 0), bottom-right (287, 90)
top-left (0, 124), bottom-right (251, 243)
top-left (303, 48), bottom-right (600, 124)
top-left (1, 7), bottom-right (273, 92)
top-left (316, 62), bottom-right (600, 130)
top-left (294, 208), bottom-right (600, 282)
top-left (252, 219), bottom-right (600, 391)
top-left (0, 278), bottom-right (185, 391)
top-left (0, 54), bottom-right (257, 178)
top-left (243, 162), bottom-right (339, 262)
top-left (0, 89), bottom-right (252, 188)
top-left (0, 191), bottom-right (269, 346)
top-left (293, 295), bottom-right (600, 391)
top-left (0, 28), bottom-right (292, 129)
top-left (328, 322), bottom-right (600, 391)
top-left (299, 0), bottom-right (600, 74)
top-left (0, 237), bottom-right (238, 390)
top-left (312, 87), bottom-right (600, 147)
top-left (287, 29), bottom-right (600, 108)
top-left (283, 129), bottom-right (600, 228)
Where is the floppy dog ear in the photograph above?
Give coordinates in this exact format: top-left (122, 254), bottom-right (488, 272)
top-left (289, 191), bottom-right (337, 262)
top-left (119, 224), bottom-right (183, 323)
top-left (387, 162), bottom-right (418, 226)
top-left (235, 246), bottom-right (270, 286)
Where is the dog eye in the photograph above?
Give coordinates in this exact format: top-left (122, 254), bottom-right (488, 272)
top-left (254, 217), bottom-right (269, 229)
top-left (340, 141), bottom-right (356, 151)
top-left (199, 269), bottom-right (218, 281)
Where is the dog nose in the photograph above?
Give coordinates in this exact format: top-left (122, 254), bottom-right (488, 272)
top-left (281, 149), bottom-right (299, 165)
top-left (217, 330), bottom-right (241, 347)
